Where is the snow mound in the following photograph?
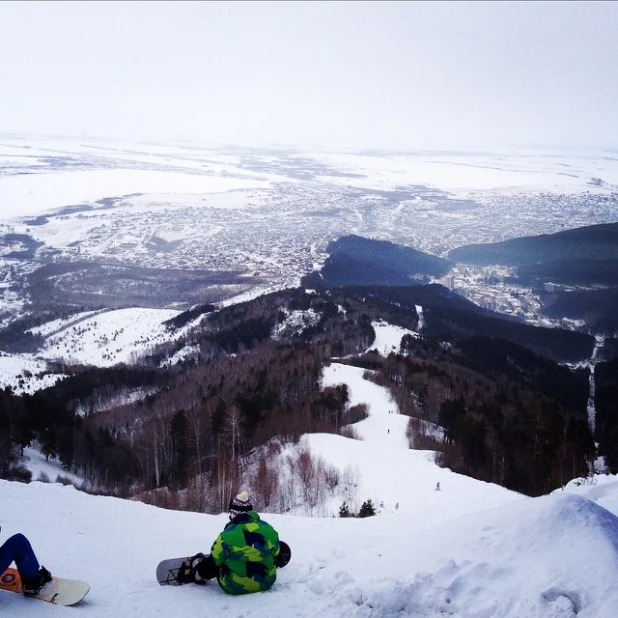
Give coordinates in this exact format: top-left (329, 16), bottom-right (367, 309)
top-left (348, 493), bottom-right (618, 618)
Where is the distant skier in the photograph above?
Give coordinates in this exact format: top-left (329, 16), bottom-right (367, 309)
top-left (0, 528), bottom-right (52, 596)
top-left (180, 491), bottom-right (284, 594)
top-left (435, 482), bottom-right (441, 491)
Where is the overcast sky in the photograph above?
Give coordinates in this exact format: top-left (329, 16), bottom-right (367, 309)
top-left (1, 1), bottom-right (617, 151)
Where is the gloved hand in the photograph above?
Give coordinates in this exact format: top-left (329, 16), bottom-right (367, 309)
top-left (193, 554), bottom-right (219, 583)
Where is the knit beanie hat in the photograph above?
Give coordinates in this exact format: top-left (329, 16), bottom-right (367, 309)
top-left (229, 490), bottom-right (253, 516)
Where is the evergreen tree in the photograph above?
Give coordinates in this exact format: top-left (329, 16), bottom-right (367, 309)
top-left (339, 501), bottom-right (350, 518)
top-left (358, 498), bottom-right (376, 518)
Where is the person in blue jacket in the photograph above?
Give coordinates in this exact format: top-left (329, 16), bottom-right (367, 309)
top-left (0, 527), bottom-right (52, 596)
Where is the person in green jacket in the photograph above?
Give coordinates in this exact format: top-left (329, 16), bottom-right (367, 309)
top-left (184, 491), bottom-right (283, 594)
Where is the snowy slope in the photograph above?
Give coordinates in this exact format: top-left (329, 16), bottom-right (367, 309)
top-left (0, 307), bottom-right (194, 393)
top-left (301, 360), bottom-right (520, 521)
top-left (2, 467), bottom-right (618, 617)
top-left (0, 351), bottom-right (65, 395)
top-left (29, 307), bottom-right (182, 368)
top-left (20, 447), bottom-right (84, 486)
top-left (3, 336), bottom-right (618, 616)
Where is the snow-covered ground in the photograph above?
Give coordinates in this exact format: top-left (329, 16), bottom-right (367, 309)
top-left (2, 336), bottom-right (618, 617)
top-left (28, 307), bottom-right (182, 368)
top-left (0, 351), bottom-right (65, 395)
top-left (367, 319), bottom-right (419, 357)
top-left (299, 150), bottom-right (618, 195)
top-left (0, 306), bottom-right (199, 391)
top-left (0, 168), bottom-right (272, 220)
top-left (2, 138), bottom-right (617, 225)
top-left (20, 447), bottom-right (84, 487)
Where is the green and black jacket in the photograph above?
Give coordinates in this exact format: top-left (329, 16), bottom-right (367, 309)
top-left (210, 511), bottom-right (280, 594)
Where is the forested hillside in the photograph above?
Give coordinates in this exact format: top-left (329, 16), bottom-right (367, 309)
top-left (595, 356), bottom-right (618, 472)
top-left (303, 234), bottom-right (451, 286)
top-left (0, 285), bottom-right (602, 508)
top-left (448, 221), bottom-right (618, 267)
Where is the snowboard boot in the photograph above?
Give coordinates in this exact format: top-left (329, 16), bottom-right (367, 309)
top-left (176, 560), bottom-right (196, 584)
top-left (177, 553), bottom-right (206, 585)
top-left (22, 566), bottom-right (53, 597)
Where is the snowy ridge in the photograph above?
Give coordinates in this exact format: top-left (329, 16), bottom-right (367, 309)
top-left (26, 309), bottom-right (106, 337)
top-left (0, 306), bottom-right (205, 393)
top-left (30, 307), bottom-right (181, 368)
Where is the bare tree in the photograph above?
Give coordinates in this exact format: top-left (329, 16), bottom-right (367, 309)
top-left (223, 405), bottom-right (242, 462)
top-left (277, 453), bottom-right (297, 513)
top-left (295, 444), bottom-right (326, 515)
top-left (212, 451), bottom-right (239, 513)
top-left (183, 472), bottom-right (211, 513)
top-left (341, 464), bottom-right (361, 506)
top-left (253, 453), bottom-right (280, 510)
top-left (212, 405), bottom-right (247, 511)
top-left (324, 464), bottom-right (340, 495)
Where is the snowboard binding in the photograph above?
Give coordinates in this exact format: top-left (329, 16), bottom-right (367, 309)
top-left (176, 553), bottom-right (205, 585)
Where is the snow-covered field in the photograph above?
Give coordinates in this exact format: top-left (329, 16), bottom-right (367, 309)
top-left (0, 168), bottom-right (274, 220)
top-left (367, 319), bottom-right (419, 357)
top-left (2, 137), bottom-right (617, 226)
top-left (300, 150), bottom-right (618, 195)
top-left (2, 356), bottom-right (618, 617)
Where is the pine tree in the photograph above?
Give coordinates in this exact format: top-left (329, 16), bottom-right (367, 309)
top-left (358, 498), bottom-right (376, 518)
top-left (339, 501), bottom-right (350, 518)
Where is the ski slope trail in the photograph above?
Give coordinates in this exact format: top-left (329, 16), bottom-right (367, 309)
top-left (322, 361), bottom-right (409, 450)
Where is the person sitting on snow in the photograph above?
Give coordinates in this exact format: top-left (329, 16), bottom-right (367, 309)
top-left (0, 529), bottom-right (53, 597)
top-left (181, 491), bottom-right (289, 594)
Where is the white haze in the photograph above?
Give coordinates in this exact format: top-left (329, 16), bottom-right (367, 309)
top-left (1, 1), bottom-right (617, 151)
